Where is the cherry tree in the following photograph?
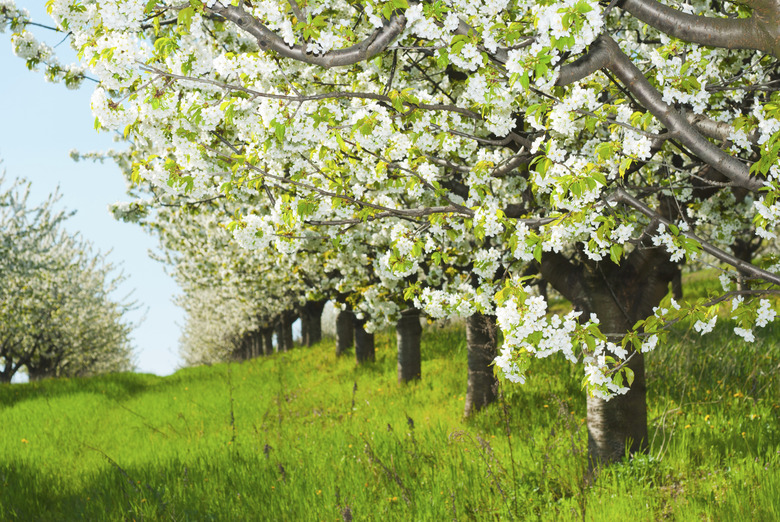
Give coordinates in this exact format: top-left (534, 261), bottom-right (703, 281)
top-left (0, 173), bottom-right (135, 381)
top-left (6, 0), bottom-right (780, 465)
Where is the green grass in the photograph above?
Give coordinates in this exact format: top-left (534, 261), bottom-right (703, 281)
top-left (1, 318), bottom-right (779, 521)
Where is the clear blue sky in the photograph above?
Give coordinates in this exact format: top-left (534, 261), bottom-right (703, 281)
top-left (0, 3), bottom-right (183, 376)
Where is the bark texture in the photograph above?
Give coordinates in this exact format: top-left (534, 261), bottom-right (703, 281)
top-left (275, 311), bottom-right (295, 352)
top-left (539, 245), bottom-right (678, 467)
top-left (396, 309), bottom-right (422, 383)
top-left (301, 300), bottom-right (326, 346)
top-left (262, 327), bottom-right (275, 355)
top-left (282, 310), bottom-right (295, 351)
top-left (464, 313), bottom-right (498, 417)
top-left (354, 317), bottom-right (375, 363)
top-left (336, 309), bottom-right (354, 356)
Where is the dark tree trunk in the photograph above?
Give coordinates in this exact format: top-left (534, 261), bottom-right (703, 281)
top-left (236, 335), bottom-right (248, 361)
top-left (336, 309), bottom-right (354, 356)
top-left (28, 367), bottom-right (55, 381)
top-left (275, 312), bottom-right (295, 353)
top-left (249, 331), bottom-right (260, 359)
top-left (539, 246), bottom-right (678, 467)
top-left (300, 308), bottom-right (310, 347)
top-left (354, 317), bottom-right (375, 363)
top-left (464, 313), bottom-right (498, 417)
top-left (282, 310), bottom-right (295, 351)
top-left (254, 331), bottom-right (262, 358)
top-left (275, 319), bottom-right (284, 352)
top-left (27, 353), bottom-right (61, 380)
top-left (396, 309), bottom-right (422, 383)
top-left (301, 300), bottom-right (326, 346)
top-left (583, 291), bottom-right (649, 468)
top-left (262, 327), bottom-right (275, 355)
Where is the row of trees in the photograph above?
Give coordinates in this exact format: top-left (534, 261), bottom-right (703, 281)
top-left (0, 173), bottom-right (135, 382)
top-left (5, 0), bottom-right (780, 468)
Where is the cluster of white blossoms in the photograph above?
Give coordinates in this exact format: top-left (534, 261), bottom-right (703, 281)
top-left (651, 224), bottom-right (693, 263)
top-left (755, 299), bottom-right (777, 327)
top-left (693, 315), bottom-right (717, 335)
top-left (10, 29), bottom-right (47, 60)
top-left (532, 0), bottom-right (603, 55)
top-left (233, 214), bottom-right (275, 251)
top-left (494, 287), bottom-right (594, 385)
top-left (582, 340), bottom-right (630, 400)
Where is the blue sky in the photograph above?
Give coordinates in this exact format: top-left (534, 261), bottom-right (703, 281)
top-left (1, 3), bottom-right (183, 376)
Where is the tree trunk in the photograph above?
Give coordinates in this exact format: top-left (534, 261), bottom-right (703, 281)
top-left (275, 313), bottom-right (295, 353)
top-left (300, 308), bottom-right (310, 347)
top-left (282, 310), bottom-right (295, 351)
top-left (354, 317), bottom-right (375, 363)
top-left (733, 236), bottom-right (761, 291)
top-left (396, 309), bottom-right (422, 383)
top-left (584, 292), bottom-right (649, 467)
top-left (336, 309), bottom-right (354, 356)
top-left (464, 313), bottom-right (498, 417)
top-left (254, 331), bottom-right (262, 358)
top-left (27, 353), bottom-right (60, 380)
top-left (236, 335), bottom-right (249, 361)
top-left (275, 320), bottom-right (284, 353)
top-left (262, 327), bottom-right (275, 355)
top-left (302, 300), bottom-right (326, 346)
top-left (539, 248), bottom-right (678, 467)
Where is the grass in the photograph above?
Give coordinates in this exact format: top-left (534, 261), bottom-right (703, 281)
top-left (1, 312), bottom-right (779, 520)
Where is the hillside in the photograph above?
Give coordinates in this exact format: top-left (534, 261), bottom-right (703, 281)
top-left (1, 323), bottom-right (779, 520)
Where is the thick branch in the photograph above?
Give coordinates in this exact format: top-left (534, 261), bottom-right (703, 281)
top-left (619, 0), bottom-right (777, 56)
top-left (209, 4), bottom-right (405, 68)
top-left (558, 35), bottom-right (763, 192)
top-left (538, 252), bottom-right (587, 305)
top-left (683, 110), bottom-right (760, 145)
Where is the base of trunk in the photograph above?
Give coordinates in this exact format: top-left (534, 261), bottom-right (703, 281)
top-left (464, 313), bottom-right (498, 417)
top-left (587, 348), bottom-right (649, 468)
top-left (354, 318), bottom-right (375, 363)
top-left (262, 327), bottom-right (275, 355)
top-left (396, 309), bottom-right (422, 383)
top-left (336, 310), bottom-right (354, 356)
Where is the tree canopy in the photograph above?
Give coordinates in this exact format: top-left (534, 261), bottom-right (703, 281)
top-left (0, 172), bottom-right (135, 382)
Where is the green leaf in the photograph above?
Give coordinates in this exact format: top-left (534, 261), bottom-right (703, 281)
top-left (624, 367), bottom-right (635, 387)
top-left (519, 72), bottom-right (529, 91)
top-left (177, 6), bottom-right (194, 31)
top-left (609, 243), bottom-right (622, 265)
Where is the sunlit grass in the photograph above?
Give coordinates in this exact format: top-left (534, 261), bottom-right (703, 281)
top-left (1, 295), bottom-right (779, 520)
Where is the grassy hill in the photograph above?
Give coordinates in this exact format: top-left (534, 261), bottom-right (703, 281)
top-left (1, 320), bottom-right (780, 520)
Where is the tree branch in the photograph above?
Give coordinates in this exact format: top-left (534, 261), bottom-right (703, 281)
top-left (209, 4), bottom-right (406, 69)
top-left (557, 35), bottom-right (763, 192)
top-left (618, 0), bottom-right (776, 56)
top-left (612, 187), bottom-right (780, 287)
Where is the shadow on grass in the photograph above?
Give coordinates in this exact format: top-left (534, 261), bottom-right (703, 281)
top-left (0, 372), bottom-right (167, 409)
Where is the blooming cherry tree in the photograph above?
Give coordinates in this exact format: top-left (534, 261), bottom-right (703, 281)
top-left (6, 0), bottom-right (780, 465)
top-left (0, 173), bottom-right (135, 381)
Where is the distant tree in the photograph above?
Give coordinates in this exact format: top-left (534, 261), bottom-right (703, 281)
top-left (0, 174), bottom-right (135, 382)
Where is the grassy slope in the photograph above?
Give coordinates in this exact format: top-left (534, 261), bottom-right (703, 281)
top-left (1, 314), bottom-right (780, 520)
